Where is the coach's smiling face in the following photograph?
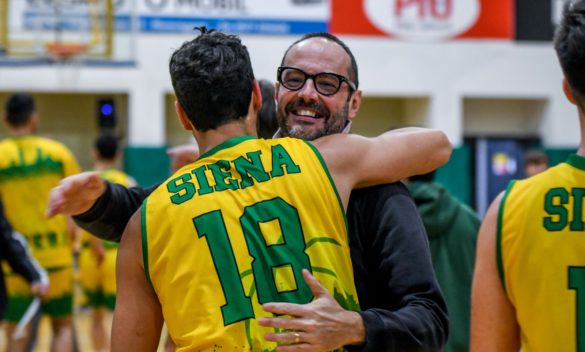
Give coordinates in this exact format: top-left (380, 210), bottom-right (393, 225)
top-left (275, 37), bottom-right (362, 141)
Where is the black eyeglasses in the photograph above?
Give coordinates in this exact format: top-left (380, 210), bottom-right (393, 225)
top-left (277, 66), bottom-right (357, 96)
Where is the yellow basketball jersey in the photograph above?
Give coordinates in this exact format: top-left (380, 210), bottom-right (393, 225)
top-left (99, 168), bottom-right (136, 188)
top-left (80, 168), bottom-right (135, 249)
top-left (0, 135), bottom-right (80, 268)
top-left (498, 154), bottom-right (585, 352)
top-left (143, 136), bottom-right (358, 352)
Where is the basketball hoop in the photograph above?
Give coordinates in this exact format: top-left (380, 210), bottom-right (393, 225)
top-left (45, 42), bottom-right (88, 62)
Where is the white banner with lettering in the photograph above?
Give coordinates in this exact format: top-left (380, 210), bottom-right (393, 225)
top-left (11, 0), bottom-right (329, 35)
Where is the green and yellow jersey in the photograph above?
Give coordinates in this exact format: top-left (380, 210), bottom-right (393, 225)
top-left (0, 135), bottom-right (80, 269)
top-left (79, 167), bottom-right (135, 310)
top-left (498, 154), bottom-right (585, 352)
top-left (143, 136), bottom-right (358, 352)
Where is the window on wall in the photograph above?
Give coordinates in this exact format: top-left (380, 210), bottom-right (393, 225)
top-left (463, 97), bottom-right (547, 137)
top-left (164, 93), bottom-right (196, 148)
top-left (352, 96), bottom-right (430, 136)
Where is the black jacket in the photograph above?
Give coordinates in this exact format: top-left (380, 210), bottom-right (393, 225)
top-left (347, 183), bottom-right (448, 351)
top-left (75, 181), bottom-right (448, 351)
top-left (0, 202), bottom-right (43, 319)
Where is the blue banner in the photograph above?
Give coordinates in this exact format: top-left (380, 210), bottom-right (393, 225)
top-left (115, 16), bottom-right (326, 34)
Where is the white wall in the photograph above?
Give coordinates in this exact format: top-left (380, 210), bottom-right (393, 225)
top-left (0, 34), bottom-right (577, 149)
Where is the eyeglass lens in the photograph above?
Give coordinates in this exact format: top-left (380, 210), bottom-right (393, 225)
top-left (280, 68), bottom-right (342, 96)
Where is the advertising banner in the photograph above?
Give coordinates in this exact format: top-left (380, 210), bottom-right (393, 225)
top-left (12, 0), bottom-right (329, 35)
top-left (330, 0), bottom-right (514, 41)
top-left (133, 0), bottom-right (328, 34)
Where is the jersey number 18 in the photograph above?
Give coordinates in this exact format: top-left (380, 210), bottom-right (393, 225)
top-left (193, 197), bottom-right (312, 326)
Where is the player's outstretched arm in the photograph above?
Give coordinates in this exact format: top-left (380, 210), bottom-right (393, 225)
top-left (470, 194), bottom-right (520, 352)
top-left (112, 210), bottom-right (163, 352)
top-left (314, 128), bottom-right (451, 194)
top-left (46, 172), bottom-right (107, 217)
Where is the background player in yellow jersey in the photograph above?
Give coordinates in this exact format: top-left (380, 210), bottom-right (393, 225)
top-left (471, 1), bottom-right (585, 351)
top-left (78, 133), bottom-right (135, 352)
top-left (0, 93), bottom-right (80, 352)
top-left (111, 28), bottom-right (451, 351)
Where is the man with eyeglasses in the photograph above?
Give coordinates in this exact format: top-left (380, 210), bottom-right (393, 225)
top-left (261, 32), bottom-right (448, 351)
top-left (47, 32), bottom-right (449, 351)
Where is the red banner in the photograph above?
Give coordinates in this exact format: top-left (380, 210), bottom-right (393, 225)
top-left (330, 0), bottom-right (514, 40)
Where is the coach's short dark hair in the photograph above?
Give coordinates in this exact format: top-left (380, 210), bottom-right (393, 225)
top-left (5, 93), bottom-right (35, 127)
top-left (169, 28), bottom-right (255, 132)
top-left (554, 0), bottom-right (585, 102)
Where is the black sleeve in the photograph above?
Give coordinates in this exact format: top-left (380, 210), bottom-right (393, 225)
top-left (73, 182), bottom-right (159, 242)
top-left (0, 204), bottom-right (41, 284)
top-left (347, 183), bottom-right (448, 352)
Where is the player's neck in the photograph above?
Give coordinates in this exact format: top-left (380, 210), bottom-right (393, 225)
top-left (7, 116), bottom-right (36, 136)
top-left (579, 113), bottom-right (585, 157)
top-left (9, 126), bottom-right (34, 136)
top-left (193, 120), bottom-right (257, 156)
top-left (94, 160), bottom-right (117, 171)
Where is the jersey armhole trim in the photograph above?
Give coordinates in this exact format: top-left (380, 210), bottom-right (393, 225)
top-left (141, 198), bottom-right (154, 289)
top-left (302, 140), bottom-right (348, 233)
top-left (497, 180), bottom-right (516, 294)
top-left (567, 154), bottom-right (585, 171)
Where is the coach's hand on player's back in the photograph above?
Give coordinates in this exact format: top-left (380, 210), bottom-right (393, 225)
top-left (259, 269), bottom-right (365, 351)
top-left (46, 172), bottom-right (107, 218)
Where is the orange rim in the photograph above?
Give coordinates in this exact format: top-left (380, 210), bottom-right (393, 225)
top-left (45, 42), bottom-right (88, 60)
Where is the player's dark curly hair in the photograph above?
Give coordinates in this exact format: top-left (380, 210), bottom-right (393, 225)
top-left (555, 0), bottom-right (585, 104)
top-left (95, 133), bottom-right (119, 160)
top-left (169, 27), bottom-right (255, 132)
top-left (5, 93), bottom-right (35, 127)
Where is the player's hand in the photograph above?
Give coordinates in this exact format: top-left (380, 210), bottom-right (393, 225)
top-left (259, 269), bottom-right (365, 351)
top-left (167, 144), bottom-right (199, 173)
top-left (30, 281), bottom-right (49, 299)
top-left (46, 172), bottom-right (107, 218)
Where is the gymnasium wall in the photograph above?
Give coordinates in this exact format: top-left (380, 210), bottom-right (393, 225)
top-left (0, 18), bottom-right (581, 207)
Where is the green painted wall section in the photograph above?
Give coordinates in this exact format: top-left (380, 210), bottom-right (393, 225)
top-left (546, 148), bottom-right (576, 167)
top-left (435, 145), bottom-right (472, 206)
top-left (124, 146), bottom-right (170, 187)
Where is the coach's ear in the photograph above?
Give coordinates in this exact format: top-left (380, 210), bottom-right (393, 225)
top-left (347, 89), bottom-right (362, 122)
top-left (175, 100), bottom-right (194, 131)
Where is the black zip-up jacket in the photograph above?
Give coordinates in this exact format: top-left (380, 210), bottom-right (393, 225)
top-left (0, 202), bottom-right (42, 319)
top-left (75, 181), bottom-right (448, 351)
